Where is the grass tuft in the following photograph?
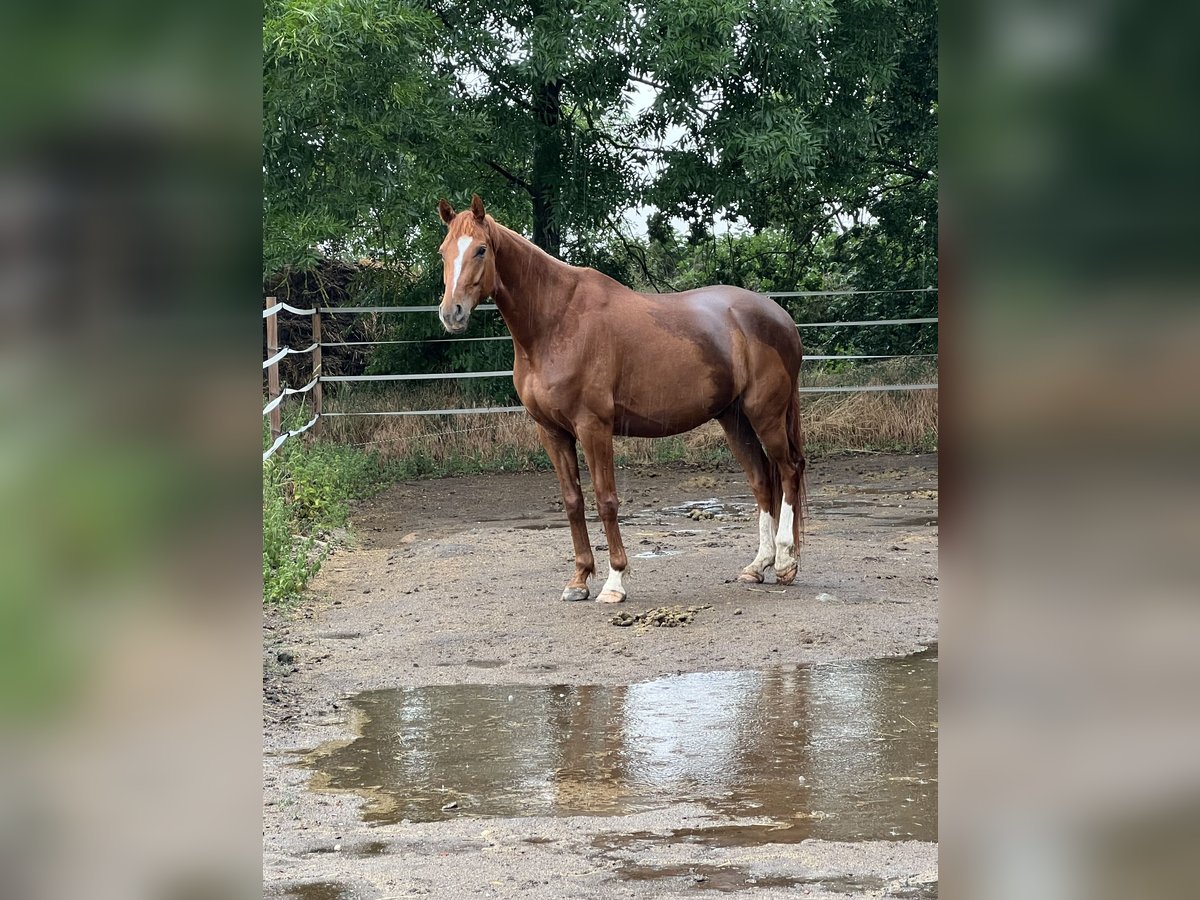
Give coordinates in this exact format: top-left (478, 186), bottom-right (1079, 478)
top-left (263, 413), bottom-right (395, 604)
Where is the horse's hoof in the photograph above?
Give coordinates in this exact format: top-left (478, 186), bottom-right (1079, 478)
top-left (737, 570), bottom-right (764, 584)
top-left (596, 590), bottom-right (626, 604)
top-left (775, 565), bottom-right (798, 585)
top-left (561, 585), bottom-right (590, 602)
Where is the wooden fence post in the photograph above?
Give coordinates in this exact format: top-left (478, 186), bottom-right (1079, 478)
top-left (311, 306), bottom-right (323, 435)
top-left (265, 296), bottom-right (281, 442)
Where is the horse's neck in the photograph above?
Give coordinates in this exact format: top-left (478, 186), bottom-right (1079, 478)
top-left (490, 224), bottom-right (577, 352)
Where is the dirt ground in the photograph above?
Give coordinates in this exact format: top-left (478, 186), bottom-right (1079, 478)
top-left (263, 451), bottom-right (939, 898)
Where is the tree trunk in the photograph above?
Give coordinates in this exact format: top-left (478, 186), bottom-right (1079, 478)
top-left (531, 77), bottom-right (563, 257)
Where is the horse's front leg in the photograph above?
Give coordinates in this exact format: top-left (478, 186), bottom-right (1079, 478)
top-left (536, 424), bottom-right (594, 601)
top-left (576, 421), bottom-right (628, 604)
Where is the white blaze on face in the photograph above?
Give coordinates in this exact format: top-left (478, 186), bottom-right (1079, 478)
top-left (449, 235), bottom-right (473, 296)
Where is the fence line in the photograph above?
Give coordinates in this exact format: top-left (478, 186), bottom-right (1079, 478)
top-left (317, 331), bottom-right (937, 359)
top-left (316, 383), bottom-right (939, 418)
top-left (768, 288), bottom-right (937, 297)
top-left (263, 296), bottom-right (323, 453)
top-left (263, 301), bottom-right (317, 318)
top-left (263, 288), bottom-right (938, 460)
top-left (305, 287), bottom-right (936, 316)
top-left (321, 370), bottom-right (514, 383)
top-left (322, 406), bottom-right (527, 418)
top-left (799, 317), bottom-right (937, 328)
top-left (324, 304), bottom-right (499, 314)
top-left (265, 297), bottom-right (281, 441)
top-left (314, 317), bottom-right (938, 352)
top-left (321, 353), bottom-right (937, 384)
top-left (801, 383), bottom-right (937, 394)
top-left (262, 342), bottom-right (319, 369)
top-left (262, 413), bottom-right (319, 462)
top-left (262, 376), bottom-right (320, 417)
top-left (321, 336), bottom-right (513, 347)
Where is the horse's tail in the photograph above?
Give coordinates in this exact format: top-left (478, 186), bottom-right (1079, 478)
top-left (787, 388), bottom-right (807, 548)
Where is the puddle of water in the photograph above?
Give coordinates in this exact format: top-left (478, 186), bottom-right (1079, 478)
top-left (615, 863), bottom-right (849, 892)
top-left (883, 516), bottom-right (938, 528)
top-left (434, 659), bottom-right (507, 669)
top-left (633, 548), bottom-right (683, 559)
top-left (612, 865), bottom-right (938, 897)
top-left (813, 499), bottom-right (936, 525)
top-left (301, 649), bottom-right (937, 842)
top-left (266, 883), bottom-right (351, 900)
top-left (660, 498), bottom-right (751, 518)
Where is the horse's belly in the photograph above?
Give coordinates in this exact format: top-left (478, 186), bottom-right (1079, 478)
top-left (614, 402), bottom-right (722, 438)
top-left (611, 350), bottom-right (736, 436)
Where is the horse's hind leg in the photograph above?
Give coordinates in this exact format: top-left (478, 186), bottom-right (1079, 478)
top-left (743, 398), bottom-right (805, 585)
top-left (717, 406), bottom-right (780, 583)
top-left (537, 424), bottom-right (594, 601)
top-left (575, 420), bottom-right (628, 603)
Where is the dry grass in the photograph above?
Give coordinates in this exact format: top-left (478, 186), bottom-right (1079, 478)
top-left (802, 386), bottom-right (938, 452)
top-left (316, 358), bottom-right (937, 471)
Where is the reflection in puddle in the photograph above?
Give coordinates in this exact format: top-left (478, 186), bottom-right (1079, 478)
top-left (302, 649), bottom-right (936, 842)
top-left (659, 498), bottom-right (751, 518)
top-left (609, 864), bottom-right (938, 896)
top-left (617, 863), bottom-right (858, 892)
top-left (811, 498), bottom-right (938, 529)
top-left (595, 831), bottom-right (938, 895)
top-left (433, 659), bottom-right (507, 669)
top-left (265, 882), bottom-right (352, 900)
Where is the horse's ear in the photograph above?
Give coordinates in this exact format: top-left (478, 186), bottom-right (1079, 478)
top-left (471, 194), bottom-right (486, 222)
top-left (437, 199), bottom-right (455, 225)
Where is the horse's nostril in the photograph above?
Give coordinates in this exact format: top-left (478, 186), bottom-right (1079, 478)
top-left (454, 303), bottom-right (465, 321)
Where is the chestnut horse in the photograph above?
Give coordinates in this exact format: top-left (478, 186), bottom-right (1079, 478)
top-left (436, 194), bottom-right (806, 603)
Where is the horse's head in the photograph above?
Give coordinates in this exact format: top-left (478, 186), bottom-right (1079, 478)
top-left (436, 194), bottom-right (496, 333)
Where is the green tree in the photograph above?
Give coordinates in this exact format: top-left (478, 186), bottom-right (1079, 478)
top-left (639, 0), bottom-right (936, 277)
top-left (264, 0), bottom-right (936, 300)
top-left (263, 0), bottom-right (483, 274)
top-left (427, 0), bottom-right (647, 258)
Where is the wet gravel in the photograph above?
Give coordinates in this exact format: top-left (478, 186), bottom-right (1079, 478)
top-left (263, 452), bottom-right (939, 898)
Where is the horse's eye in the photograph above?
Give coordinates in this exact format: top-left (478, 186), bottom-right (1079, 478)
top-left (475, 246), bottom-right (486, 258)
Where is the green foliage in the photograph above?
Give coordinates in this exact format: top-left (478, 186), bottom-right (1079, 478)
top-left (262, 409), bottom-right (556, 602)
top-left (263, 460), bottom-right (315, 604)
top-left (263, 0), bottom-right (479, 273)
top-left (265, 0), bottom-right (935, 272)
top-left (264, 0), bottom-right (937, 413)
top-left (262, 423), bottom-right (392, 603)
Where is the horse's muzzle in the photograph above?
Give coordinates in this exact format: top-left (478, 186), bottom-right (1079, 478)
top-left (440, 302), bottom-right (469, 333)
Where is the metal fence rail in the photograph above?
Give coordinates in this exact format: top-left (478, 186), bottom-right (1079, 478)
top-left (263, 296), bottom-right (323, 461)
top-left (263, 288), bottom-right (938, 460)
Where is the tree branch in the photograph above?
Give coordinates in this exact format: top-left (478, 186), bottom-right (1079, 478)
top-left (485, 159), bottom-right (533, 194)
top-left (430, 5), bottom-right (534, 112)
top-left (605, 216), bottom-right (672, 293)
top-left (628, 73), bottom-right (666, 91)
top-left (572, 102), bottom-right (666, 157)
top-left (883, 158), bottom-right (932, 180)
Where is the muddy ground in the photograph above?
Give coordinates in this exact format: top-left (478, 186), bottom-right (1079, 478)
top-left (263, 452), bottom-right (939, 898)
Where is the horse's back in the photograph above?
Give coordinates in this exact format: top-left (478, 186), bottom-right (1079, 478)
top-left (550, 275), bottom-right (800, 436)
top-left (639, 284), bottom-right (801, 370)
